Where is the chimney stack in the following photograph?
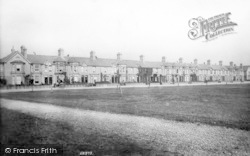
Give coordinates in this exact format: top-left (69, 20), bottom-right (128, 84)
top-left (90, 51), bottom-right (96, 61)
top-left (230, 61), bottom-right (233, 67)
top-left (21, 45), bottom-right (27, 58)
top-left (219, 60), bottom-right (223, 66)
top-left (140, 55), bottom-right (144, 62)
top-left (58, 48), bottom-right (64, 58)
top-left (162, 56), bottom-right (166, 63)
top-left (179, 57), bottom-right (183, 63)
top-left (240, 63), bottom-right (243, 69)
top-left (11, 46), bottom-right (15, 53)
top-left (194, 59), bottom-right (198, 65)
top-left (207, 60), bottom-right (211, 65)
top-left (117, 53), bottom-right (122, 61)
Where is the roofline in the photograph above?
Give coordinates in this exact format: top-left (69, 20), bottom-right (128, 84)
top-left (2, 51), bottom-right (31, 64)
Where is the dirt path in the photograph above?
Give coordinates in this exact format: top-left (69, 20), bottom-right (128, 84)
top-left (1, 98), bottom-right (250, 155)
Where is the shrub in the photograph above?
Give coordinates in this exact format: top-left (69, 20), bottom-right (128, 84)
top-left (0, 78), bottom-right (7, 85)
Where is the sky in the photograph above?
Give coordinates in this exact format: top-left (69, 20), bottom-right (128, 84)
top-left (0, 0), bottom-right (250, 65)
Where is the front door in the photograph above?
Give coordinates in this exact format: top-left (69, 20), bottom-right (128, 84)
top-left (45, 77), bottom-right (48, 84)
top-left (49, 77), bottom-right (53, 84)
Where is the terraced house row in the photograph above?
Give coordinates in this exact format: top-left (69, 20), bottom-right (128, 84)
top-left (0, 46), bottom-right (245, 85)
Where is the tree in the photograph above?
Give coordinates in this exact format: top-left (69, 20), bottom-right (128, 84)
top-left (24, 74), bottom-right (31, 85)
top-left (64, 76), bottom-right (70, 84)
top-left (0, 78), bottom-right (7, 86)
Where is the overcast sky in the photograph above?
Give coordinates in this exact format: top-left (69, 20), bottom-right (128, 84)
top-left (1, 0), bottom-right (250, 65)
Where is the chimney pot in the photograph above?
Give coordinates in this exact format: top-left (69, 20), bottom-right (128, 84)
top-left (219, 61), bottom-right (223, 66)
top-left (21, 45), bottom-right (27, 58)
top-left (58, 48), bottom-right (64, 58)
top-left (230, 61), bottom-right (233, 67)
top-left (140, 55), bottom-right (144, 62)
top-left (207, 60), bottom-right (211, 65)
top-left (117, 53), bottom-right (122, 60)
top-left (11, 46), bottom-right (15, 53)
top-left (162, 56), bottom-right (166, 63)
top-left (90, 51), bottom-right (96, 60)
top-left (179, 57), bottom-right (183, 63)
top-left (194, 59), bottom-right (198, 65)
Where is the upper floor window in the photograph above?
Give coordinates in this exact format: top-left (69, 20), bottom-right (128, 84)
top-left (0, 64), bottom-right (3, 72)
top-left (44, 65), bottom-right (53, 72)
top-left (71, 65), bottom-right (77, 72)
top-left (34, 64), bottom-right (39, 72)
top-left (45, 65), bottom-right (48, 72)
top-left (49, 66), bottom-right (52, 72)
top-left (16, 64), bottom-right (21, 72)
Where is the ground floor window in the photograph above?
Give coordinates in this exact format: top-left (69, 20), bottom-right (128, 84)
top-left (34, 75), bottom-right (40, 84)
top-left (81, 75), bottom-right (88, 83)
top-left (12, 76), bottom-right (22, 85)
top-left (44, 76), bottom-right (53, 85)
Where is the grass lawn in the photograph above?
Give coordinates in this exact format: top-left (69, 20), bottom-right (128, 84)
top-left (1, 84), bottom-right (250, 130)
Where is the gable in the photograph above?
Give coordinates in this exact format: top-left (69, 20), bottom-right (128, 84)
top-left (7, 53), bottom-right (30, 64)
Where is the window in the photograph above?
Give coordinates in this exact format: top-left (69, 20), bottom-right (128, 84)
top-left (35, 75), bottom-right (39, 84)
top-left (0, 64), bottom-right (3, 72)
top-left (49, 66), bottom-right (52, 72)
top-left (45, 65), bottom-right (48, 72)
top-left (34, 64), bottom-right (39, 72)
top-left (16, 64), bottom-right (21, 72)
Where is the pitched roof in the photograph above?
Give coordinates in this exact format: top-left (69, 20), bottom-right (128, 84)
top-left (243, 66), bottom-right (250, 71)
top-left (197, 64), bottom-right (212, 70)
top-left (0, 51), bottom-right (30, 63)
top-left (139, 61), bottom-right (163, 68)
top-left (210, 65), bottom-right (228, 70)
top-left (225, 65), bottom-right (243, 71)
top-left (0, 51), bottom-right (19, 63)
top-left (69, 57), bottom-right (115, 67)
top-left (53, 56), bottom-right (67, 62)
top-left (27, 54), bottom-right (58, 64)
top-left (68, 57), bottom-right (79, 63)
top-left (0, 53), bottom-right (240, 72)
top-left (117, 60), bottom-right (140, 68)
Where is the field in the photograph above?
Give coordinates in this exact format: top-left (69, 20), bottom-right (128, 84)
top-left (1, 84), bottom-right (250, 155)
top-left (1, 84), bottom-right (250, 130)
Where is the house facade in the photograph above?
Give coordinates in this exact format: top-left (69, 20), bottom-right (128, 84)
top-left (243, 66), bottom-right (250, 81)
top-left (0, 46), bottom-right (245, 85)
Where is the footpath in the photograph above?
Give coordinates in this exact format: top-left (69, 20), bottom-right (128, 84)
top-left (1, 98), bottom-right (250, 155)
top-left (0, 81), bottom-right (249, 93)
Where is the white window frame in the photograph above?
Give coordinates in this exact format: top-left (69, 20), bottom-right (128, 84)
top-left (16, 64), bottom-right (21, 72)
top-left (34, 64), bottom-right (39, 72)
